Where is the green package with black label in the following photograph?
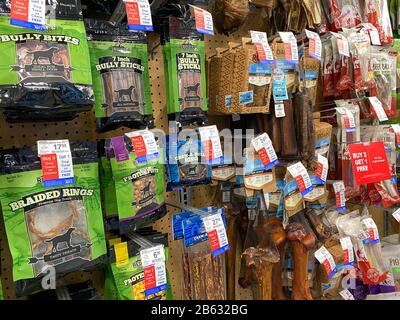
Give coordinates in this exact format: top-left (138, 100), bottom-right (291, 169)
top-left (161, 15), bottom-right (207, 126)
top-left (85, 20), bottom-right (153, 133)
top-left (0, 142), bottom-right (107, 296)
top-left (109, 232), bottom-right (173, 300)
top-left (0, 0), bottom-right (93, 122)
top-left (108, 135), bottom-right (167, 234)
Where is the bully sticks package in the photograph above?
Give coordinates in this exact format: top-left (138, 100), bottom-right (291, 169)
top-left (161, 14), bottom-right (207, 126)
top-left (86, 20), bottom-right (153, 133)
top-left (108, 134), bottom-right (167, 234)
top-left (0, 0), bottom-right (93, 122)
top-left (0, 142), bottom-right (107, 296)
top-left (109, 231), bottom-right (173, 300)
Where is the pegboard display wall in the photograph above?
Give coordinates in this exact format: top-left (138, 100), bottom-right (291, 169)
top-left (0, 7), bottom-right (267, 300)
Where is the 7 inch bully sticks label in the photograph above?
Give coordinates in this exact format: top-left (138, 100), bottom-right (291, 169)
top-left (0, 142), bottom-right (107, 296)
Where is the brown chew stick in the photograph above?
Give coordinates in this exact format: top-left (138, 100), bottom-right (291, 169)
top-left (280, 100), bottom-right (298, 157)
top-left (286, 222), bottom-right (316, 300)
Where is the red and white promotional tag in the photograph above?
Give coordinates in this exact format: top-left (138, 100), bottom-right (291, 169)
top-left (340, 237), bottom-right (354, 265)
top-left (362, 23), bottom-right (381, 45)
top-left (316, 154), bottom-right (328, 183)
top-left (315, 246), bottom-right (337, 278)
top-left (198, 125), bottom-right (223, 164)
top-left (333, 181), bottom-right (346, 212)
top-left (37, 140), bottom-right (74, 188)
top-left (368, 97), bottom-right (388, 122)
top-left (250, 30), bottom-right (274, 64)
top-left (392, 208), bottom-right (400, 223)
top-left (391, 124), bottom-right (400, 148)
top-left (192, 6), bottom-right (214, 35)
top-left (336, 107), bottom-right (356, 132)
top-left (305, 29), bottom-right (322, 60)
top-left (278, 32), bottom-right (299, 64)
top-left (287, 162), bottom-right (313, 196)
top-left (339, 289), bottom-right (355, 300)
top-left (10, 0), bottom-right (46, 30)
top-left (124, 0), bottom-right (153, 31)
top-left (202, 211), bottom-right (230, 256)
top-left (348, 142), bottom-right (392, 185)
top-left (332, 33), bottom-right (350, 57)
top-left (126, 130), bottom-right (159, 163)
top-left (251, 133), bottom-right (279, 170)
top-left (362, 218), bottom-right (380, 243)
top-left (140, 245), bottom-right (167, 296)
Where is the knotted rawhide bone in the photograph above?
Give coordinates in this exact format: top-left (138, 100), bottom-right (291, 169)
top-left (286, 222), bottom-right (316, 300)
top-left (267, 217), bottom-right (288, 300)
top-left (279, 99), bottom-right (298, 157)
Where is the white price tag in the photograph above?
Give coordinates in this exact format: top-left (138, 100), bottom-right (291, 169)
top-left (392, 208), bottom-right (400, 223)
top-left (332, 33), bottom-right (350, 57)
top-left (315, 246), bottom-right (337, 278)
top-left (305, 29), bottom-right (322, 60)
top-left (126, 130), bottom-right (159, 163)
top-left (340, 237), bottom-right (354, 265)
top-left (391, 124), bottom-right (400, 147)
top-left (202, 212), bottom-right (230, 256)
top-left (124, 0), bottom-right (153, 31)
top-left (369, 97), bottom-right (388, 122)
top-left (192, 5), bottom-right (214, 35)
top-left (362, 23), bottom-right (381, 45)
top-left (10, 0), bottom-right (46, 30)
top-left (339, 289), bottom-right (355, 300)
top-left (251, 133), bottom-right (279, 170)
top-left (316, 154), bottom-right (328, 183)
top-left (222, 191), bottom-right (231, 203)
top-left (275, 102), bottom-right (286, 118)
top-left (336, 107), bottom-right (356, 132)
top-left (198, 125), bottom-right (223, 164)
top-left (250, 30), bottom-right (274, 64)
top-left (287, 162), bottom-right (313, 196)
top-left (278, 32), bottom-right (299, 63)
top-left (362, 218), bottom-right (380, 242)
top-left (333, 181), bottom-right (346, 212)
top-left (37, 140), bottom-right (74, 188)
top-left (140, 245), bottom-right (167, 296)
top-left (263, 192), bottom-right (270, 210)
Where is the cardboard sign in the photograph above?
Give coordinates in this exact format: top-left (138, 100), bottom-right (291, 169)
top-left (348, 142), bottom-right (392, 185)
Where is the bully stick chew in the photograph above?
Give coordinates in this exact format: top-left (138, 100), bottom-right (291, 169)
top-left (279, 99), bottom-right (299, 157)
top-left (225, 211), bottom-right (238, 300)
top-left (286, 222), bottom-right (316, 300)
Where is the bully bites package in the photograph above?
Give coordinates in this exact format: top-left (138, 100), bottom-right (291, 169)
top-left (86, 20), bottom-right (153, 133)
top-left (109, 135), bottom-right (167, 234)
top-left (161, 15), bottom-right (207, 126)
top-left (0, 142), bottom-right (107, 296)
top-left (109, 231), bottom-right (173, 300)
top-left (0, 0), bottom-right (94, 122)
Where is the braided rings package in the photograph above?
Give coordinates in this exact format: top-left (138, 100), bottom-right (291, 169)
top-left (0, 142), bottom-right (107, 296)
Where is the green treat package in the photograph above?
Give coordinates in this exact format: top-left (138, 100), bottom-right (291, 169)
top-left (104, 264), bottom-right (119, 300)
top-left (85, 19), bottom-right (153, 133)
top-left (161, 16), bottom-right (207, 126)
top-left (0, 279), bottom-right (3, 300)
top-left (0, 142), bottom-right (107, 296)
top-left (0, 0), bottom-right (94, 122)
top-left (108, 135), bottom-right (167, 234)
top-left (109, 233), bottom-right (173, 300)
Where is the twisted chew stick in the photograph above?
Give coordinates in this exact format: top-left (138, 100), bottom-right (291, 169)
top-left (286, 222), bottom-right (316, 300)
top-left (225, 214), bottom-right (237, 300)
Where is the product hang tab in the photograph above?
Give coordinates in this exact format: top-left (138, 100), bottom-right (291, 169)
top-left (250, 30), bottom-right (274, 64)
top-left (10, 0), bottom-right (46, 31)
top-left (331, 32), bottom-right (350, 57)
top-left (124, 0), bottom-right (154, 32)
top-left (37, 139), bottom-right (75, 188)
top-left (305, 29), bottom-right (322, 60)
top-left (251, 133), bottom-right (279, 170)
top-left (278, 32), bottom-right (299, 64)
top-left (332, 181), bottom-right (346, 212)
top-left (126, 130), bottom-right (159, 164)
top-left (287, 162), bottom-right (313, 196)
top-left (191, 5), bottom-right (214, 35)
top-left (198, 125), bottom-right (223, 165)
top-left (202, 209), bottom-right (230, 257)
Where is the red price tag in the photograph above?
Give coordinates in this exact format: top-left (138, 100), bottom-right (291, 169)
top-left (194, 7), bottom-right (205, 30)
top-left (207, 229), bottom-right (221, 252)
top-left (40, 154), bottom-right (59, 181)
top-left (348, 142), bottom-right (392, 185)
top-left (284, 43), bottom-right (292, 60)
top-left (255, 43), bottom-right (267, 61)
top-left (143, 265), bottom-right (156, 290)
top-left (125, 1), bottom-right (140, 25)
top-left (203, 140), bottom-right (213, 161)
top-left (130, 135), bottom-right (147, 158)
top-left (11, 0), bottom-right (29, 21)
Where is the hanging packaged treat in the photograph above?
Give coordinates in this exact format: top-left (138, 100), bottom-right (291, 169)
top-left (314, 119), bottom-right (333, 158)
top-left (298, 43), bottom-right (320, 107)
top-left (109, 133), bottom-right (167, 234)
top-left (283, 170), bottom-right (305, 218)
top-left (327, 0), bottom-right (362, 30)
top-left (209, 131), bottom-right (236, 183)
top-left (85, 20), bottom-right (153, 133)
top-left (0, 0), bottom-right (94, 122)
top-left (243, 146), bottom-right (277, 197)
top-left (166, 127), bottom-right (211, 190)
top-left (363, 0), bottom-right (393, 45)
top-left (230, 37), bottom-right (272, 114)
top-left (0, 142), bottom-right (107, 296)
top-left (109, 231), bottom-right (173, 300)
top-left (322, 40), bottom-right (334, 98)
top-left (161, 15), bottom-right (207, 126)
